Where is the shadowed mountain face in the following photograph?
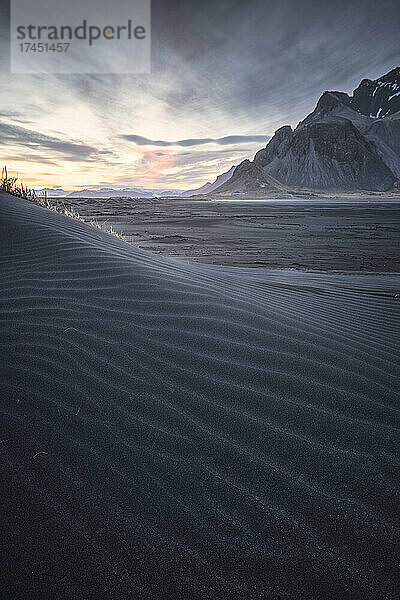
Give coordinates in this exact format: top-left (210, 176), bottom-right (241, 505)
top-left (350, 67), bottom-right (400, 118)
top-left (255, 117), bottom-right (395, 191)
top-left (214, 67), bottom-right (400, 195)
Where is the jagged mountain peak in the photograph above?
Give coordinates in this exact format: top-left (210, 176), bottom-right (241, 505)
top-left (358, 66), bottom-right (400, 87)
top-left (274, 125), bottom-right (293, 136)
top-left (316, 91), bottom-right (350, 111)
top-left (297, 91), bottom-right (354, 130)
top-left (212, 67), bottom-right (400, 196)
top-left (301, 67), bottom-right (400, 126)
top-left (350, 66), bottom-right (400, 118)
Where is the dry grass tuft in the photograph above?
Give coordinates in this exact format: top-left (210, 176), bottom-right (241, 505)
top-left (0, 165), bottom-right (37, 200)
top-left (1, 165), bottom-right (126, 241)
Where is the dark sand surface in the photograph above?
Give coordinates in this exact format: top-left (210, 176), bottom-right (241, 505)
top-left (61, 196), bottom-right (400, 272)
top-left (1, 191), bottom-right (400, 599)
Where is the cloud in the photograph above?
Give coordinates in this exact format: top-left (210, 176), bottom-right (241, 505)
top-left (121, 134), bottom-right (270, 147)
top-left (166, 148), bottom-right (246, 169)
top-left (1, 0), bottom-right (399, 190)
top-left (0, 111), bottom-right (34, 124)
top-left (0, 121), bottom-right (100, 161)
top-left (3, 154), bottom-right (58, 165)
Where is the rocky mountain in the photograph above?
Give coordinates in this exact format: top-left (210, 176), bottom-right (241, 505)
top-left (214, 67), bottom-right (400, 196)
top-left (180, 166), bottom-right (236, 197)
top-left (350, 67), bottom-right (400, 118)
top-left (207, 160), bottom-right (283, 195)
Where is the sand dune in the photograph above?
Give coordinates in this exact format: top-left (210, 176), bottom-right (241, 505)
top-left (1, 190), bottom-right (399, 600)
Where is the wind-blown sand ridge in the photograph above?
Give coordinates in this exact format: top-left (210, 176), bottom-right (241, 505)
top-left (1, 191), bottom-right (399, 599)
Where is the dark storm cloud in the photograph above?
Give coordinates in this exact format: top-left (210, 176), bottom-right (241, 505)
top-left (0, 121), bottom-right (100, 161)
top-left (121, 134), bottom-right (270, 147)
top-left (61, 0), bottom-right (400, 148)
top-left (151, 0), bottom-right (400, 127)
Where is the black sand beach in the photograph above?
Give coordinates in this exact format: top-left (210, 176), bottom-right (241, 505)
top-left (62, 196), bottom-right (400, 272)
top-left (1, 191), bottom-right (400, 599)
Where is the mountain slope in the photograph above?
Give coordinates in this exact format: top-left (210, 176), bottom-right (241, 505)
top-left (256, 116), bottom-right (395, 191)
top-left (214, 67), bottom-right (400, 195)
top-left (206, 160), bottom-right (283, 195)
top-left (181, 166), bottom-right (236, 196)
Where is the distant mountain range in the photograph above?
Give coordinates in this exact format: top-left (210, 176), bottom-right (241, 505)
top-left (39, 187), bottom-right (178, 199)
top-left (38, 168), bottom-right (236, 199)
top-left (66, 187), bottom-right (171, 199)
top-left (213, 67), bottom-right (400, 196)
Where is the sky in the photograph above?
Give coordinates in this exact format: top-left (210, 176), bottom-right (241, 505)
top-left (0, 0), bottom-right (399, 191)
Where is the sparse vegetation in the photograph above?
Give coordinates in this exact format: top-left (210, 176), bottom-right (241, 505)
top-left (0, 165), bottom-right (37, 200)
top-left (1, 165), bottom-right (126, 241)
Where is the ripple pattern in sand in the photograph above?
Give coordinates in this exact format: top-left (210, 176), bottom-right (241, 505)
top-left (1, 193), bottom-right (399, 600)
